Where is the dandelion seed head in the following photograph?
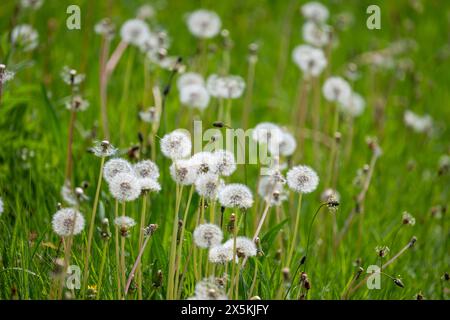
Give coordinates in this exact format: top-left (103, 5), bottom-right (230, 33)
top-left (109, 173), bottom-right (141, 202)
top-left (103, 158), bottom-right (133, 183)
top-left (195, 173), bottom-right (224, 200)
top-left (258, 175), bottom-right (288, 206)
top-left (287, 165), bottom-right (319, 193)
top-left (120, 19), bottom-right (150, 47)
top-left (11, 24), bottom-right (39, 52)
top-left (402, 212), bottom-right (416, 226)
top-left (91, 140), bottom-right (117, 158)
top-left (114, 216), bottom-right (136, 237)
top-left (218, 183), bottom-right (254, 210)
top-left (61, 66), bottom-right (85, 86)
top-left (208, 245), bottom-right (234, 264)
top-left (60, 181), bottom-right (78, 206)
top-left (375, 245), bottom-right (390, 258)
top-left (252, 122), bottom-right (284, 150)
top-left (292, 44), bottom-right (327, 77)
top-left (269, 130), bottom-right (297, 156)
top-left (136, 4), bottom-right (155, 20)
top-left (321, 188), bottom-right (340, 203)
top-left (404, 110), bottom-right (433, 133)
top-left (191, 151), bottom-right (219, 176)
top-left (338, 92), bottom-right (365, 117)
top-left (133, 160), bottom-right (160, 180)
top-left (94, 18), bottom-right (116, 39)
top-left (65, 95), bottom-right (89, 112)
top-left (207, 74), bottom-right (245, 99)
top-left (187, 9), bottom-right (222, 39)
top-left (193, 223), bottom-right (224, 248)
top-left (177, 72), bottom-right (204, 90)
top-left (52, 208), bottom-right (85, 237)
top-left (0, 65), bottom-right (15, 84)
top-left (191, 277), bottom-right (228, 300)
top-left (302, 21), bottom-right (332, 48)
top-left (301, 2), bottom-right (329, 23)
top-left (160, 130), bottom-right (192, 160)
top-left (213, 150), bottom-right (236, 176)
top-left (20, 0), bottom-right (44, 10)
top-left (169, 159), bottom-right (198, 185)
top-left (224, 236), bottom-right (257, 258)
top-left (322, 76), bottom-right (352, 103)
top-left (139, 178), bottom-right (161, 193)
top-left (180, 84), bottom-right (210, 110)
top-left (139, 107), bottom-right (159, 123)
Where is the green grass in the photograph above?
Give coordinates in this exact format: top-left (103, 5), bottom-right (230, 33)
top-left (0, 0), bottom-right (449, 300)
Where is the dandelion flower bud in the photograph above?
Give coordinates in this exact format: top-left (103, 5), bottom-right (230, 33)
top-left (187, 9), bottom-right (222, 39)
top-left (177, 72), bottom-right (204, 90)
top-left (301, 2), bottom-right (329, 23)
top-left (195, 173), bottom-right (224, 200)
top-left (109, 173), bottom-right (141, 202)
top-left (322, 76), bottom-right (352, 104)
top-left (180, 84), bottom-right (210, 110)
top-left (133, 160), bottom-right (160, 180)
top-left (213, 150), bottom-right (236, 176)
top-left (11, 24), bottom-right (39, 52)
top-left (218, 184), bottom-right (254, 210)
top-left (224, 236), bottom-right (257, 258)
top-left (169, 159), bottom-right (197, 185)
top-left (208, 245), bottom-right (234, 264)
top-left (287, 165), bottom-right (319, 193)
top-left (52, 208), bottom-right (85, 237)
top-left (103, 158), bottom-right (133, 183)
top-left (114, 216), bottom-right (136, 237)
top-left (120, 19), bottom-right (150, 47)
top-left (160, 130), bottom-right (192, 160)
top-left (193, 223), bottom-right (223, 248)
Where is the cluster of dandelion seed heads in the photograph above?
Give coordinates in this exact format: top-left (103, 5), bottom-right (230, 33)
top-left (193, 223), bottom-right (224, 248)
top-left (160, 130), bottom-right (192, 160)
top-left (52, 208), bottom-right (85, 237)
top-left (218, 184), bottom-right (254, 210)
top-left (287, 165), bottom-right (319, 194)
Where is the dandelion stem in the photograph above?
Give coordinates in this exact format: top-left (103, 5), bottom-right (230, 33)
top-left (167, 184), bottom-right (183, 299)
top-left (114, 200), bottom-right (121, 299)
top-left (96, 239), bottom-right (109, 299)
top-left (136, 193), bottom-right (148, 300)
top-left (286, 193), bottom-right (303, 267)
top-left (120, 202), bottom-right (126, 298)
top-left (253, 201), bottom-right (271, 242)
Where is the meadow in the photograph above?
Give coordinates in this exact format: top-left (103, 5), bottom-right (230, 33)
top-left (0, 0), bottom-right (449, 300)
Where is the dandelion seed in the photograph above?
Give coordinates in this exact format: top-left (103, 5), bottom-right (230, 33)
top-left (177, 72), bottom-right (204, 90)
top-left (302, 21), bottom-right (332, 48)
top-left (94, 18), bottom-right (116, 40)
top-left (187, 9), bottom-right (222, 39)
top-left (91, 140), bottom-right (117, 158)
top-left (213, 150), bottom-right (236, 176)
top-left (286, 165), bottom-right (319, 193)
top-left (20, 0), bottom-right (44, 10)
top-left (169, 159), bottom-right (198, 185)
top-left (208, 245), bottom-right (234, 264)
top-left (218, 184), bottom-right (254, 210)
top-left (65, 95), bottom-right (89, 112)
top-left (103, 158), bottom-right (133, 183)
top-left (402, 212), bottom-right (416, 226)
top-left (52, 208), bottom-right (85, 237)
top-left (180, 84), bottom-right (210, 110)
top-left (193, 223), bottom-right (224, 248)
top-left (404, 110), bottom-right (433, 133)
top-left (109, 173), bottom-right (141, 202)
top-left (160, 130), bottom-right (192, 160)
top-left (120, 19), bottom-right (151, 47)
top-left (61, 66), bottom-right (85, 86)
top-left (322, 76), bottom-right (352, 104)
top-left (292, 45), bottom-right (327, 77)
top-left (133, 160), bottom-right (160, 180)
top-left (11, 24), bottom-right (39, 52)
top-left (301, 2), bottom-right (329, 23)
top-left (338, 92), bottom-right (365, 117)
top-left (114, 216), bottom-right (136, 237)
top-left (224, 236), bottom-right (257, 258)
top-left (195, 173), bottom-right (224, 200)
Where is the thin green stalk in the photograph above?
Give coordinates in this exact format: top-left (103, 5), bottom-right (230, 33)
top-left (286, 193), bottom-right (303, 267)
top-left (96, 240), bottom-right (109, 299)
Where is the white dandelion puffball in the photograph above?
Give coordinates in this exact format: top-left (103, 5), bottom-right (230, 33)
top-left (139, 178), bottom-right (161, 193)
top-left (0, 66), bottom-right (15, 84)
top-left (224, 236), bottom-right (257, 258)
top-left (252, 122), bottom-right (284, 149)
top-left (268, 129), bottom-right (297, 157)
top-left (302, 21), bottom-right (331, 48)
top-left (187, 9), bottom-right (222, 38)
top-left (177, 72), bottom-right (204, 90)
top-left (103, 158), bottom-right (133, 183)
top-left (206, 74), bottom-right (221, 97)
top-left (160, 130), bottom-right (192, 160)
top-left (114, 216), bottom-right (136, 229)
top-left (258, 175), bottom-right (288, 206)
top-left (193, 277), bottom-right (228, 300)
top-left (213, 150), bottom-right (236, 176)
top-left (94, 18), bottom-right (116, 39)
top-left (91, 140), bottom-right (117, 158)
top-left (191, 151), bottom-right (219, 176)
top-left (193, 223), bottom-right (224, 248)
top-left (139, 107), bottom-right (159, 124)
top-left (120, 19), bottom-right (150, 47)
top-left (138, 31), bottom-right (160, 54)
top-left (301, 2), bottom-right (329, 23)
top-left (0, 197), bottom-right (4, 216)
top-left (170, 159), bottom-right (198, 185)
top-left (52, 208), bottom-right (85, 237)
top-left (320, 188), bottom-right (341, 203)
top-left (404, 110), bottom-right (433, 133)
top-left (180, 84), bottom-right (210, 110)
top-left (133, 160), bottom-right (160, 180)
top-left (136, 4), bottom-right (155, 20)
top-left (292, 45), bottom-right (327, 77)
top-left (61, 66), bottom-right (85, 86)
top-left (21, 0), bottom-right (44, 10)
top-left (322, 76), bottom-right (352, 104)
top-left (287, 165), bottom-right (319, 193)
top-left (195, 173), bottom-right (224, 200)
top-left (218, 184), bottom-right (254, 210)
top-left (11, 24), bottom-right (39, 52)
top-left (109, 173), bottom-right (141, 202)
top-left (339, 92), bottom-right (366, 117)
top-left (209, 245), bottom-right (234, 264)
top-left (65, 95), bottom-right (89, 112)
top-left (206, 74), bottom-right (246, 99)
